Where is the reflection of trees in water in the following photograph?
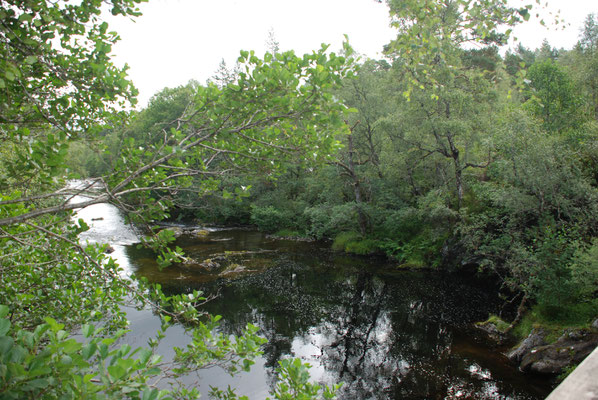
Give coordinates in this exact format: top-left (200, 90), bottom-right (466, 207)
top-left (321, 271), bottom-right (396, 397)
top-left (317, 271), bottom-right (459, 399)
top-left (164, 254), bottom-right (543, 399)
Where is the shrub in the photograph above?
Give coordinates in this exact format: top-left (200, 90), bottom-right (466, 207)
top-left (250, 205), bottom-right (293, 233)
top-left (345, 239), bottom-right (380, 255)
top-left (332, 232), bottom-right (381, 255)
top-left (570, 238), bottom-right (598, 301)
top-left (304, 203), bottom-right (359, 239)
top-left (332, 231), bottom-right (362, 251)
top-left (273, 229), bottom-right (304, 238)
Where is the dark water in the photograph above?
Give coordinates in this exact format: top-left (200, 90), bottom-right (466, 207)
top-left (122, 227), bottom-right (555, 400)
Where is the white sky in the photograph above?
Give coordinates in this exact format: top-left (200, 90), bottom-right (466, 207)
top-left (105, 0), bottom-right (598, 107)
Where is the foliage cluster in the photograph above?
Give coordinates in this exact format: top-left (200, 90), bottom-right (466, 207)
top-left (1, 0), bottom-right (353, 398)
top-left (3, 0), bottom-right (598, 398)
top-left (109, 6), bottom-right (598, 328)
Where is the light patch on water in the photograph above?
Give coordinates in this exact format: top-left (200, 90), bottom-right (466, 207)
top-left (374, 312), bottom-right (392, 343)
top-left (481, 381), bottom-right (501, 398)
top-left (68, 190), bottom-right (140, 277)
top-left (467, 363), bottom-right (492, 380)
top-left (67, 182), bottom-right (271, 397)
top-left (74, 200), bottom-right (139, 246)
top-left (290, 332), bottom-right (333, 385)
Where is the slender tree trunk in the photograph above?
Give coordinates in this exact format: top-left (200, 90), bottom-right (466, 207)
top-left (347, 131), bottom-right (368, 236)
top-left (454, 159), bottom-right (464, 210)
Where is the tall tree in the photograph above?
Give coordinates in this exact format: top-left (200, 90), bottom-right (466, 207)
top-left (0, 1), bottom-right (353, 397)
top-left (524, 59), bottom-right (582, 134)
top-left (332, 60), bottom-right (393, 234)
top-left (574, 13), bottom-right (598, 119)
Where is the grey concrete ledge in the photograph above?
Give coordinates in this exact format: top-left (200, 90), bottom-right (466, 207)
top-left (546, 345), bottom-right (598, 400)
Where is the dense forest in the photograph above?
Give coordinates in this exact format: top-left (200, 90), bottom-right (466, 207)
top-left (1, 0), bottom-right (597, 398)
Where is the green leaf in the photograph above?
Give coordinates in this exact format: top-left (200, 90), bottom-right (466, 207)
top-left (98, 343), bottom-right (109, 359)
top-left (0, 319), bottom-right (10, 336)
top-left (142, 388), bottom-right (159, 400)
top-left (138, 348), bottom-right (152, 364)
top-left (18, 13), bottom-right (33, 22)
top-left (9, 345), bottom-right (26, 363)
top-left (22, 379), bottom-right (49, 390)
top-left (108, 364), bottom-right (126, 381)
top-left (81, 324), bottom-right (95, 338)
top-left (0, 305), bottom-right (8, 318)
top-left (82, 343), bottom-right (97, 360)
top-left (0, 337), bottom-right (14, 356)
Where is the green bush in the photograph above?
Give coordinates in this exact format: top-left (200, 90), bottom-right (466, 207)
top-left (513, 304), bottom-right (598, 343)
top-left (345, 239), bottom-right (380, 255)
top-left (250, 205), bottom-right (293, 233)
top-left (304, 203), bottom-right (359, 239)
top-left (570, 238), bottom-right (598, 301)
top-left (332, 231), bottom-right (362, 251)
top-left (331, 232), bottom-right (381, 255)
top-left (381, 207), bottom-right (422, 241)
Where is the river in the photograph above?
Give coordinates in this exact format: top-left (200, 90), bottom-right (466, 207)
top-left (76, 199), bottom-right (554, 399)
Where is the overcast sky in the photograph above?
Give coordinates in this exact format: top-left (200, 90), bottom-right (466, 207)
top-left (105, 0), bottom-right (598, 107)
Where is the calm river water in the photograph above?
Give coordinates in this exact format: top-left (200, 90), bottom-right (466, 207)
top-left (77, 201), bottom-right (554, 399)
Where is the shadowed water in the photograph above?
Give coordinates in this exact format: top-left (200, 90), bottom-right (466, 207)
top-left (123, 228), bottom-right (555, 400)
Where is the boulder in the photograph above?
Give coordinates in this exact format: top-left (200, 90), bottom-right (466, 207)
top-left (507, 328), bottom-right (547, 363)
top-left (518, 331), bottom-right (598, 374)
top-left (475, 320), bottom-right (508, 344)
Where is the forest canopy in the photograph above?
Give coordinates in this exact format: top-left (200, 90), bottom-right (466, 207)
top-left (1, 0), bottom-right (598, 399)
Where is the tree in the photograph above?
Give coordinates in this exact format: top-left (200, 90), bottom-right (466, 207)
top-left (0, 1), bottom-right (354, 397)
top-left (504, 43), bottom-right (536, 78)
top-left (579, 13), bottom-right (598, 54)
top-left (524, 59), bottom-right (582, 134)
top-left (536, 39), bottom-right (559, 62)
top-left (0, 0), bottom-right (141, 133)
top-left (573, 13), bottom-right (598, 119)
top-left (382, 0), bottom-right (533, 208)
top-left (458, 107), bottom-right (598, 318)
top-left (385, 0), bottom-right (530, 98)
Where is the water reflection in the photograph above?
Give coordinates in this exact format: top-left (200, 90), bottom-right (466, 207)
top-left (124, 229), bottom-right (553, 399)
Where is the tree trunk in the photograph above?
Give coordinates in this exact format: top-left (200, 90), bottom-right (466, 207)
top-left (347, 131), bottom-right (368, 236)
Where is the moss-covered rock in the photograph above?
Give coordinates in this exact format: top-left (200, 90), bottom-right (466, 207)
top-left (517, 330), bottom-right (598, 374)
top-left (475, 315), bottom-right (510, 343)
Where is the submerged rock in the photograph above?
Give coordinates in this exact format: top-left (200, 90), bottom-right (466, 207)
top-left (193, 229), bottom-right (210, 237)
top-left (219, 263), bottom-right (247, 276)
top-left (198, 259), bottom-right (220, 271)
